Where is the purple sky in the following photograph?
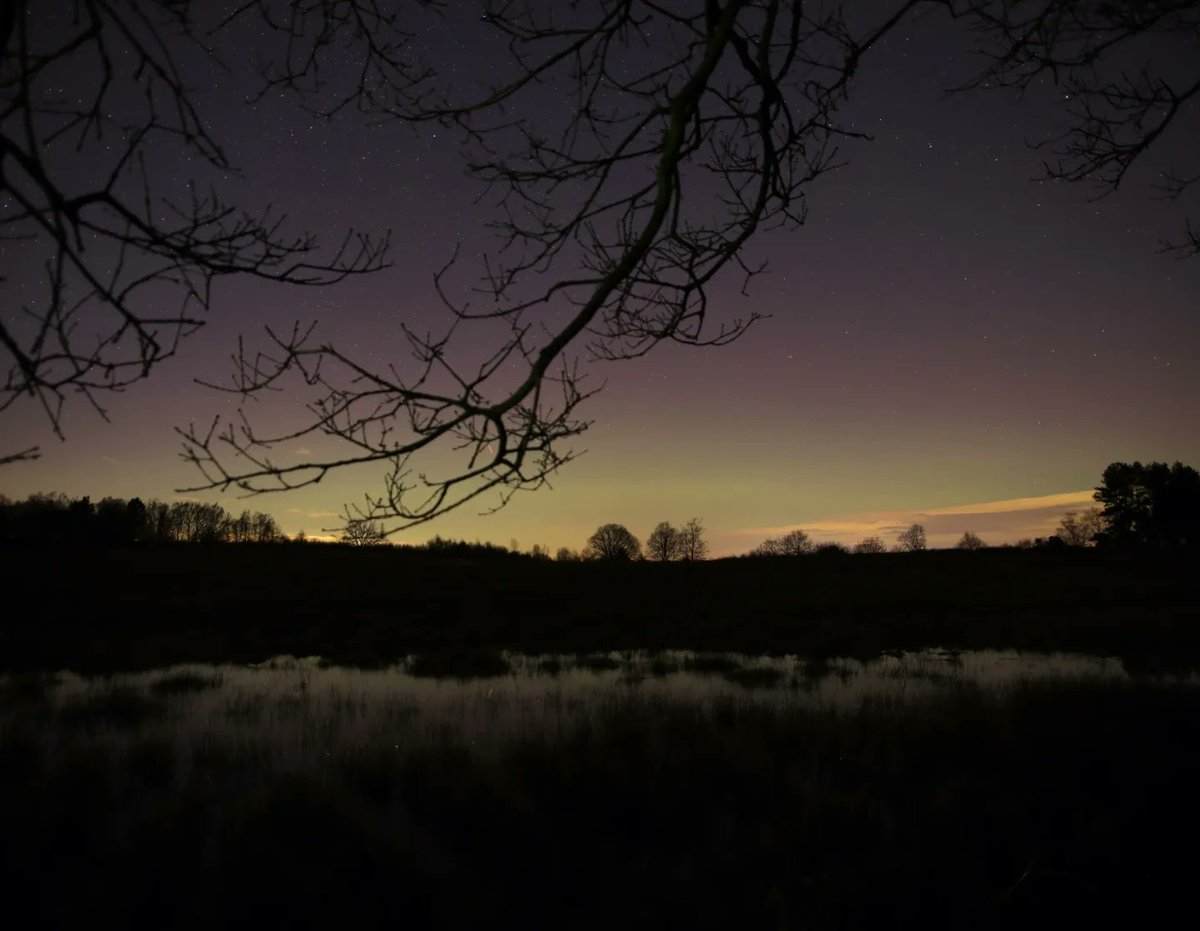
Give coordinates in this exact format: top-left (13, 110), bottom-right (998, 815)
top-left (3, 3), bottom-right (1198, 555)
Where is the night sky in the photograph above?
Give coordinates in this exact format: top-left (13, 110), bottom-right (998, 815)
top-left (3, 2), bottom-right (1198, 554)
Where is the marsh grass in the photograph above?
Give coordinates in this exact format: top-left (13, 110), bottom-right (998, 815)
top-left (0, 720), bottom-right (42, 778)
top-left (57, 684), bottom-right (164, 729)
top-left (4, 668), bottom-right (1197, 929)
top-left (576, 653), bottom-right (622, 671)
top-left (645, 654), bottom-right (679, 676)
top-left (684, 653), bottom-right (742, 673)
top-left (150, 670), bottom-right (223, 695)
top-left (223, 691), bottom-right (267, 722)
top-left (406, 649), bottom-right (511, 679)
top-left (721, 666), bottom-right (787, 688)
top-left (0, 672), bottom-right (55, 707)
top-left (124, 736), bottom-right (176, 791)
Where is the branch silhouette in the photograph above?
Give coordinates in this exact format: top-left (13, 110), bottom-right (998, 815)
top-left (0, 2), bottom-right (389, 463)
top-left (179, 0), bottom-right (926, 532)
top-left (956, 0), bottom-right (1200, 255)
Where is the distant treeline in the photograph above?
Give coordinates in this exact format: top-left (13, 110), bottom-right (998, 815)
top-left (737, 461), bottom-right (1200, 556)
top-left (0, 493), bottom-right (285, 546)
top-left (0, 493), bottom-right (550, 557)
top-left (420, 535), bottom-right (535, 559)
top-left (6, 459), bottom-right (1196, 554)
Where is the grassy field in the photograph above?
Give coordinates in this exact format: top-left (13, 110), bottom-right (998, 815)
top-left (3, 545), bottom-right (1198, 928)
top-left (2, 544), bottom-right (1198, 671)
top-left (2, 670), bottom-right (1198, 929)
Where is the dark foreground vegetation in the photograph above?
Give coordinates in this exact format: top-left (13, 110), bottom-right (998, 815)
top-left (4, 538), bottom-right (1198, 930)
top-left (3, 543), bottom-right (1198, 673)
top-left (2, 672), bottom-right (1198, 930)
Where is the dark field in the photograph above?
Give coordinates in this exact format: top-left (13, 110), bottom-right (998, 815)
top-left (2, 666), bottom-right (1199, 929)
top-left (3, 544), bottom-right (1199, 671)
top-left (3, 545), bottom-right (1199, 929)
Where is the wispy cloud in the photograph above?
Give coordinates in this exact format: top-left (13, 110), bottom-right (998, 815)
top-left (917, 490), bottom-right (1096, 517)
top-left (286, 507), bottom-right (339, 519)
top-left (725, 490), bottom-right (1097, 553)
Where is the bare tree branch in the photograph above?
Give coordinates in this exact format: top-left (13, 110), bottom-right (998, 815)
top-left (955, 0), bottom-right (1200, 255)
top-left (181, 0), bottom-right (929, 533)
top-left (0, 1), bottom-right (390, 459)
top-left (16, 2), bottom-right (1186, 537)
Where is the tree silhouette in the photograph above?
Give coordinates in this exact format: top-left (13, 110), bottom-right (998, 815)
top-left (175, 3), bottom-right (1200, 529)
top-left (10, 2), bottom-right (1195, 535)
top-left (342, 520), bottom-right (387, 547)
top-left (896, 523), bottom-right (927, 552)
top-left (646, 522), bottom-right (681, 562)
top-left (1056, 508), bottom-right (1105, 547)
top-left (126, 498), bottom-right (148, 541)
top-left (752, 529), bottom-right (814, 557)
top-left (166, 501), bottom-right (229, 543)
top-left (0, 491), bottom-right (287, 545)
top-left (0, 3), bottom-right (387, 465)
top-left (585, 524), bottom-right (640, 562)
top-left (959, 0), bottom-right (1200, 256)
top-left (93, 496), bottom-right (141, 545)
top-left (955, 530), bottom-right (986, 551)
top-left (852, 536), bottom-right (887, 554)
top-left (676, 518), bottom-right (709, 562)
top-left (176, 0), bottom-right (941, 531)
top-left (1095, 461), bottom-right (1200, 548)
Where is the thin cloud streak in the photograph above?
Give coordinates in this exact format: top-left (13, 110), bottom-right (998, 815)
top-left (724, 490), bottom-right (1098, 553)
top-left (919, 491), bottom-right (1098, 517)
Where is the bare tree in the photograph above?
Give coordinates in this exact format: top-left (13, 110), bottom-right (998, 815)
top-left (676, 518), bottom-right (709, 561)
top-left (896, 523), bottom-right (927, 552)
top-left (957, 0), bottom-right (1200, 255)
top-left (585, 523), bottom-right (640, 561)
top-left (1056, 507), bottom-right (1105, 547)
top-left (752, 528), bottom-right (814, 556)
top-left (342, 519), bottom-right (386, 547)
top-left (225, 508), bottom-right (281, 543)
top-left (852, 536), bottom-right (887, 554)
top-left (177, 0), bottom-right (933, 532)
top-left (249, 511), bottom-right (284, 543)
top-left (8, 2), bottom-right (1196, 540)
top-left (646, 521), bottom-right (681, 562)
top-left (0, 3), bottom-right (388, 465)
top-left (166, 501), bottom-right (229, 543)
top-left (955, 530), bottom-right (987, 550)
top-left (228, 510), bottom-right (254, 544)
